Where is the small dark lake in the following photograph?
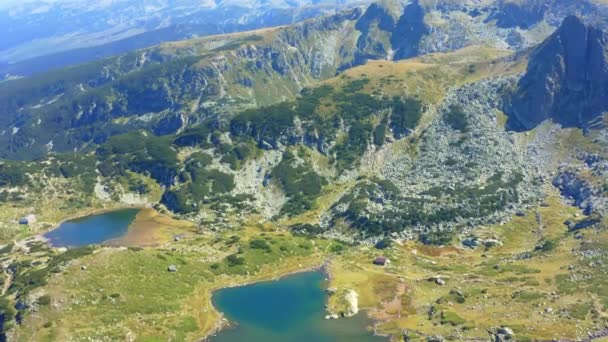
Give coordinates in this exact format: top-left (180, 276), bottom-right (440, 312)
top-left (44, 209), bottom-right (139, 247)
top-left (211, 270), bottom-right (385, 342)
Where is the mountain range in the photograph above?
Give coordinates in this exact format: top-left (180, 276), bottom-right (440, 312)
top-left (2, 0), bottom-right (607, 160)
top-left (1, 1), bottom-right (608, 340)
top-left (0, 0), bottom-right (606, 236)
top-left (0, 0), bottom-right (368, 78)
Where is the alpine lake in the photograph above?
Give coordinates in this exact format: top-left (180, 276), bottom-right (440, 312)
top-left (43, 209), bottom-right (384, 341)
top-left (211, 270), bottom-right (384, 342)
top-left (44, 208), bottom-right (140, 247)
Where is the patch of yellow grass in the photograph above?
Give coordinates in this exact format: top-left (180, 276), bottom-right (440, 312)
top-left (107, 208), bottom-right (196, 247)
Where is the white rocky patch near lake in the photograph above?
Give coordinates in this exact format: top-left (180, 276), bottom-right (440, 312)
top-left (94, 179), bottom-right (112, 202)
top-left (344, 289), bottom-right (359, 317)
top-left (119, 193), bottom-right (149, 206)
top-left (232, 150), bottom-right (286, 218)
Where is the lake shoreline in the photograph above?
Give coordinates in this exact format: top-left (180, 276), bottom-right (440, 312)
top-left (37, 205), bottom-right (142, 235)
top-left (203, 261), bottom-right (327, 340)
top-left (202, 257), bottom-right (383, 342)
top-left (39, 205), bottom-right (148, 248)
top-left (20, 207), bottom-right (385, 341)
top-left (105, 208), bottom-right (196, 247)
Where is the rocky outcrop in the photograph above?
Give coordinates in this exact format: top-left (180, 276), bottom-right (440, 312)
top-left (153, 112), bottom-right (187, 136)
top-left (549, 145), bottom-right (608, 218)
top-left (461, 236), bottom-right (503, 249)
top-left (486, 0), bottom-right (549, 29)
top-left (354, 3), bottom-right (398, 60)
top-left (344, 289), bottom-right (359, 317)
top-left (552, 170), bottom-right (596, 214)
top-left (553, 168), bottom-right (608, 216)
top-left (390, 0), bottom-right (429, 59)
top-left (566, 215), bottom-right (602, 232)
top-left (354, 0), bottom-right (428, 61)
top-left (505, 15), bottom-right (608, 131)
top-left (491, 326), bottom-right (515, 341)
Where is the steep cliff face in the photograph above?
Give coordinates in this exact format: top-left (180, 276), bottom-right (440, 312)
top-left (390, 0), bottom-right (429, 59)
top-left (506, 16), bottom-right (608, 131)
top-left (354, 2), bottom-right (399, 60)
top-left (353, 0), bottom-right (428, 61)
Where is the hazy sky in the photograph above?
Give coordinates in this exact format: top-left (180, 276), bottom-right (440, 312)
top-left (0, 0), bottom-right (81, 3)
top-left (0, 0), bottom-right (60, 8)
top-left (0, 0), bottom-right (142, 8)
top-left (0, 0), bottom-right (48, 4)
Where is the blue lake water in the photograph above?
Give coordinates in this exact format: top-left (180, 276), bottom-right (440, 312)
top-left (44, 209), bottom-right (139, 247)
top-left (211, 270), bottom-right (385, 342)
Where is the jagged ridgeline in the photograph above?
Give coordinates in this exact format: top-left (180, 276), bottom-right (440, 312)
top-left (2, 0), bottom-right (606, 160)
top-left (504, 15), bottom-right (608, 131)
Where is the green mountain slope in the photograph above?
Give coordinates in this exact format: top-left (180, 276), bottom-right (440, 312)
top-left (2, 0), bottom-right (605, 160)
top-left (0, 44), bottom-right (532, 241)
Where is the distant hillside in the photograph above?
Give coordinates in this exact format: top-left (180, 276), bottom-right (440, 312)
top-left (0, 0), bottom-right (369, 78)
top-left (0, 0), bottom-right (367, 62)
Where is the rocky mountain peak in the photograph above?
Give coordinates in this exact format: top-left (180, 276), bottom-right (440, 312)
top-left (354, 0), bottom-right (428, 61)
top-left (506, 14), bottom-right (608, 131)
top-left (487, 0), bottom-right (549, 29)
